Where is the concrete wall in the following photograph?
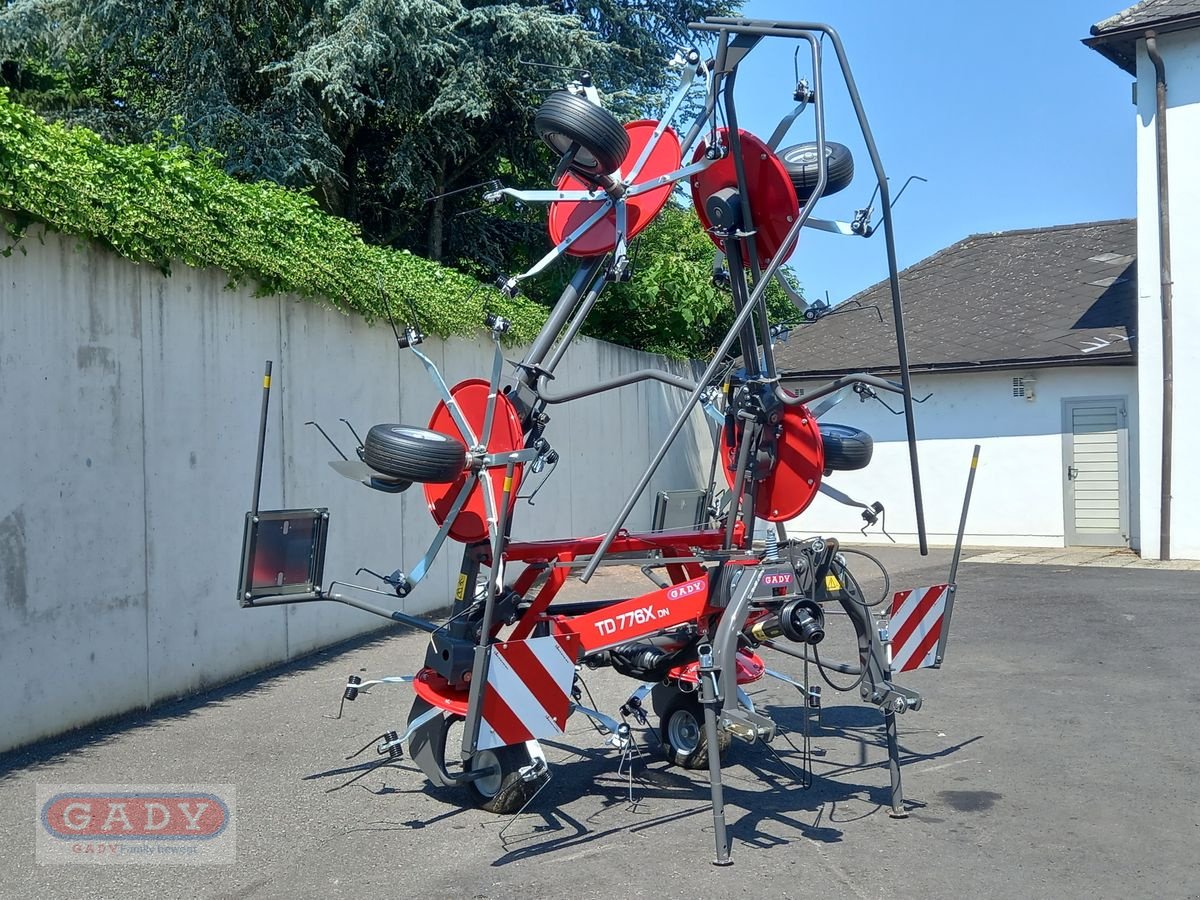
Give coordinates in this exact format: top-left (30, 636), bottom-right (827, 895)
top-left (781, 366), bottom-right (1139, 548)
top-left (1134, 29), bottom-right (1200, 559)
top-left (0, 225), bottom-right (713, 753)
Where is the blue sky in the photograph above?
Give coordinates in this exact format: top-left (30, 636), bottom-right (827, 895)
top-left (719, 0), bottom-right (1136, 305)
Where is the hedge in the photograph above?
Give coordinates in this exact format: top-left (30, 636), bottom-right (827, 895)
top-left (0, 88), bottom-right (546, 342)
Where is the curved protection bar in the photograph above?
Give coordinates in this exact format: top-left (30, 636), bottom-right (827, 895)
top-left (699, 16), bottom-right (928, 553)
top-left (579, 25), bottom-right (839, 582)
top-left (776, 372), bottom-right (904, 407)
top-left (536, 368), bottom-right (698, 404)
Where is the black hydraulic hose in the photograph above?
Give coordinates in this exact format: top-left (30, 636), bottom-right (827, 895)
top-left (835, 549), bottom-right (891, 608)
top-left (722, 413), bottom-right (757, 548)
top-left (762, 639), bottom-right (860, 675)
top-left (703, 418), bottom-right (723, 522)
top-left (812, 643), bottom-right (866, 693)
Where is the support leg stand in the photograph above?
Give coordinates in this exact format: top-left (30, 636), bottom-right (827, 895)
top-left (884, 709), bottom-right (907, 818)
top-left (698, 644), bottom-right (733, 865)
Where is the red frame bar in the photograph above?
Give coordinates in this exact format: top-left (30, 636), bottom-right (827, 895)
top-left (552, 575), bottom-right (710, 654)
top-left (498, 526), bottom-right (745, 649)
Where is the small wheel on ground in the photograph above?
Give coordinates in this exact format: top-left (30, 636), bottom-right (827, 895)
top-left (468, 743), bottom-right (537, 814)
top-left (361, 424), bottom-right (467, 483)
top-left (657, 688), bottom-right (730, 770)
top-left (534, 91), bottom-right (630, 177)
top-left (780, 141), bottom-right (855, 201)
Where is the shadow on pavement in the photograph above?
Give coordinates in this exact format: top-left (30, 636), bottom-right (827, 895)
top-left (0, 622), bottom-right (418, 784)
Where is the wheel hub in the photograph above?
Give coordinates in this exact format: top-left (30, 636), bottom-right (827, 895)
top-left (668, 709), bottom-right (701, 754)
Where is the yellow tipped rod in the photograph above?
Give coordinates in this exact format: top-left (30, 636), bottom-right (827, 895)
top-left (251, 361), bottom-right (274, 516)
top-left (936, 444), bottom-right (982, 668)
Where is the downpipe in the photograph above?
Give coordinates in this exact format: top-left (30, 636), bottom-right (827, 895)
top-left (1145, 32), bottom-right (1174, 561)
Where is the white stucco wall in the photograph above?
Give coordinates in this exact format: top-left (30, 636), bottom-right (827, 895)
top-left (1134, 28), bottom-right (1200, 559)
top-left (782, 366), bottom-right (1139, 548)
top-left (0, 224), bottom-right (713, 752)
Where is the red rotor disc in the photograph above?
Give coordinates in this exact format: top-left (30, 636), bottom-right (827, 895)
top-left (412, 668), bottom-right (469, 715)
top-left (424, 379), bottom-right (525, 544)
top-left (669, 648), bottom-right (766, 685)
top-left (721, 402), bottom-right (824, 523)
top-left (548, 120), bottom-right (682, 257)
top-left (690, 128), bottom-right (800, 268)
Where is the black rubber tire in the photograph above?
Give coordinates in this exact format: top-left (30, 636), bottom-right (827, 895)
top-left (819, 422), bottom-right (874, 471)
top-left (657, 689), bottom-right (730, 771)
top-left (468, 743), bottom-right (537, 814)
top-left (780, 141), bottom-right (855, 201)
top-left (534, 91), bottom-right (630, 177)
top-left (361, 424), bottom-right (466, 484)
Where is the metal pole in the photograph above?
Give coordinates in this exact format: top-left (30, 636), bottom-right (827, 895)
top-left (518, 257), bottom-right (605, 373)
top-left (244, 591), bottom-right (440, 634)
top-left (543, 265), bottom-right (609, 373)
top-left (720, 70), bottom-right (770, 379)
top-left (1146, 32), bottom-right (1174, 562)
top-left (884, 709), bottom-right (906, 818)
top-left (461, 461), bottom-right (516, 757)
top-left (699, 643), bottom-right (732, 865)
top-left (947, 445), bottom-right (981, 587)
top-left (251, 361), bottom-right (272, 515)
top-left (936, 444), bottom-right (980, 668)
top-left (722, 415), bottom-right (759, 550)
top-left (721, 202), bottom-right (763, 379)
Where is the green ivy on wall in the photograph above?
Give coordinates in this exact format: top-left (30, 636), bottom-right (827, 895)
top-left (0, 88), bottom-right (546, 342)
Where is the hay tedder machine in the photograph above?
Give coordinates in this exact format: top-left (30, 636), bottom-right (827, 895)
top-left (236, 16), bottom-right (978, 864)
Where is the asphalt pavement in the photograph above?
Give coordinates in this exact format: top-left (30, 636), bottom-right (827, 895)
top-left (2, 546), bottom-right (1198, 899)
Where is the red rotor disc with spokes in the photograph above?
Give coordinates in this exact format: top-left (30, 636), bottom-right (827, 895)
top-left (690, 128), bottom-right (800, 269)
top-left (548, 120), bottom-right (682, 257)
top-left (424, 379), bottom-right (525, 544)
top-left (720, 400), bottom-right (824, 522)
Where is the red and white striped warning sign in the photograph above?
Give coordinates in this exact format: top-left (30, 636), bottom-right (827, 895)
top-left (476, 633), bottom-right (578, 751)
top-left (889, 584), bottom-right (951, 672)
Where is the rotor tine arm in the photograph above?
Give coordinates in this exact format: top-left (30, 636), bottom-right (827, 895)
top-left (624, 51), bottom-right (701, 182)
top-left (775, 271), bottom-right (809, 313)
top-left (305, 421), bottom-right (348, 461)
top-left (477, 334), bottom-right (505, 451)
top-left (339, 418), bottom-right (364, 448)
top-left (508, 200), bottom-right (614, 288)
top-left (408, 343), bottom-right (478, 447)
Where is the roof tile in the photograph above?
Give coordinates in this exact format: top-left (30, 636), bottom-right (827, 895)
top-left (772, 220), bottom-right (1137, 378)
top-left (1093, 0), bottom-right (1200, 34)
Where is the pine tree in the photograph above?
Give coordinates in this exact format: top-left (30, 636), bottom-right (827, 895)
top-left (0, 0), bottom-right (738, 269)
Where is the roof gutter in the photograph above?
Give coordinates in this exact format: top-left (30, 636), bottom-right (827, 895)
top-left (1084, 14), bottom-right (1200, 74)
top-left (1145, 31), bottom-right (1174, 561)
top-left (780, 353), bottom-right (1135, 382)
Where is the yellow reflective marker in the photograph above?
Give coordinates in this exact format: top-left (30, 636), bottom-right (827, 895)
top-left (503, 475), bottom-right (514, 493)
top-left (263, 375), bottom-right (271, 388)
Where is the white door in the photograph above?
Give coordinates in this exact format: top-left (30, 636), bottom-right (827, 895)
top-left (1062, 397), bottom-right (1129, 547)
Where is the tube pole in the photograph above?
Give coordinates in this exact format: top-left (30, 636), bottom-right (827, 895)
top-left (251, 361), bottom-right (272, 515)
top-left (1146, 32), bottom-right (1174, 561)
